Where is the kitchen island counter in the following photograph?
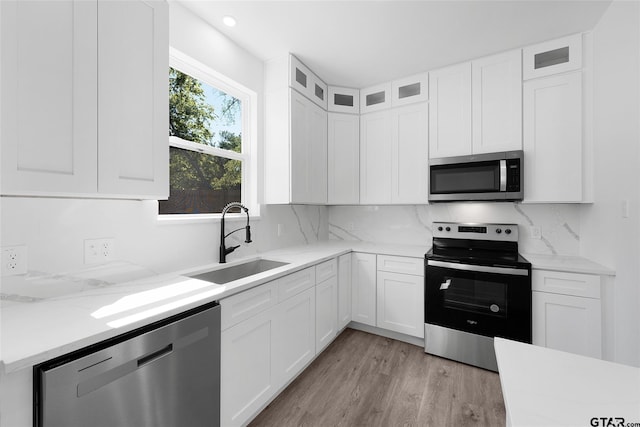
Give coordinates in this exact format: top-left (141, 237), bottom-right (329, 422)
top-left (495, 337), bottom-right (640, 427)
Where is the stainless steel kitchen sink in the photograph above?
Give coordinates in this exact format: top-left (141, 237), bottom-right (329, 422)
top-left (189, 259), bottom-right (289, 284)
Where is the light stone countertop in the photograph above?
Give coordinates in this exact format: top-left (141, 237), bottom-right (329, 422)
top-left (495, 337), bottom-right (640, 426)
top-left (522, 253), bottom-right (616, 276)
top-left (0, 241), bottom-right (613, 374)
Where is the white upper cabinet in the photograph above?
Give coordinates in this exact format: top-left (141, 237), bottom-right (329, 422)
top-left (264, 54), bottom-right (328, 204)
top-left (472, 50), bottom-right (523, 154)
top-left (290, 55), bottom-right (327, 109)
top-left (1, 0), bottom-right (168, 199)
top-left (428, 62), bottom-right (472, 159)
top-left (1, 0), bottom-right (97, 196)
top-left (97, 0), bottom-right (169, 198)
top-left (290, 90), bottom-right (327, 204)
top-left (523, 34), bottom-right (582, 80)
top-left (524, 72), bottom-right (582, 202)
top-left (360, 103), bottom-right (428, 205)
top-left (359, 110), bottom-right (393, 204)
top-left (391, 73), bottom-right (429, 107)
top-left (360, 82), bottom-right (392, 114)
top-left (328, 86), bottom-right (359, 114)
top-left (391, 103), bottom-right (429, 204)
top-left (328, 112), bottom-right (359, 204)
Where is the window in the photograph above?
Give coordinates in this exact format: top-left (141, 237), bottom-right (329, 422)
top-left (159, 49), bottom-right (257, 217)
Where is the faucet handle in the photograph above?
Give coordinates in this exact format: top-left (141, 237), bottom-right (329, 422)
top-left (245, 225), bottom-right (252, 243)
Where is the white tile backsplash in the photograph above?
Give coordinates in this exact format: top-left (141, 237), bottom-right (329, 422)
top-left (328, 203), bottom-right (581, 256)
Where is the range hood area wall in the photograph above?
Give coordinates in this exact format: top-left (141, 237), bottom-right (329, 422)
top-left (328, 204), bottom-right (581, 256)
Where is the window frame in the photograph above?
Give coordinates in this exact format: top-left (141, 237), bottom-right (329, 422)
top-left (159, 47), bottom-right (259, 221)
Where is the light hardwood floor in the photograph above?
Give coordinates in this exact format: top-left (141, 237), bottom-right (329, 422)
top-left (249, 328), bottom-right (506, 427)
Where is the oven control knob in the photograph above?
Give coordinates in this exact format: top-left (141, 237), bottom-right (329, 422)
top-left (445, 226), bottom-right (451, 232)
top-left (490, 304), bottom-right (500, 313)
top-left (505, 228), bottom-right (512, 235)
top-left (437, 226), bottom-right (443, 232)
top-left (496, 228), bottom-right (502, 234)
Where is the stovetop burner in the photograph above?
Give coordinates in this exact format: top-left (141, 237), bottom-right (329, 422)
top-left (426, 222), bottom-right (530, 268)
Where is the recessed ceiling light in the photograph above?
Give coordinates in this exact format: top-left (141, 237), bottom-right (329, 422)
top-left (223, 16), bottom-right (236, 27)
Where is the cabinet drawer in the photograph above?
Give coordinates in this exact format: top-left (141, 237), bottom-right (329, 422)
top-left (276, 267), bottom-right (315, 302)
top-left (316, 258), bottom-right (338, 283)
top-left (532, 270), bottom-right (600, 299)
top-left (391, 73), bottom-right (429, 106)
top-left (221, 281), bottom-right (278, 330)
top-left (377, 255), bottom-right (423, 276)
top-left (523, 34), bottom-right (582, 80)
top-left (328, 86), bottom-right (359, 114)
top-left (360, 82), bottom-right (392, 114)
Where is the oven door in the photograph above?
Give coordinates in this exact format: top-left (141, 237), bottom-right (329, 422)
top-left (425, 259), bottom-right (531, 342)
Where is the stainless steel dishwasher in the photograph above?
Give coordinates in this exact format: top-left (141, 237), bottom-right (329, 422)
top-left (34, 301), bottom-right (220, 427)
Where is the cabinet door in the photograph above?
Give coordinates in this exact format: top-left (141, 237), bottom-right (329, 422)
top-left (351, 253), bottom-right (377, 326)
top-left (315, 276), bottom-right (338, 352)
top-left (360, 83), bottom-right (392, 114)
top-left (376, 271), bottom-right (424, 338)
top-left (97, 0), bottom-right (169, 198)
top-left (328, 86), bottom-right (359, 114)
top-left (290, 89), bottom-right (312, 203)
top-left (291, 90), bottom-right (327, 204)
top-left (274, 287), bottom-right (316, 386)
top-left (338, 253), bottom-right (352, 330)
top-left (391, 73), bottom-right (429, 107)
top-left (532, 291), bottom-right (601, 359)
top-left (328, 113), bottom-right (359, 204)
top-left (523, 34), bottom-right (582, 80)
top-left (360, 111), bottom-right (392, 204)
top-left (428, 62), bottom-right (472, 159)
top-left (524, 72), bottom-right (582, 202)
top-left (309, 102), bottom-right (328, 204)
top-left (221, 307), bottom-right (278, 427)
top-left (472, 50), bottom-right (523, 154)
top-left (1, 0), bottom-right (97, 195)
top-left (391, 103), bottom-right (429, 204)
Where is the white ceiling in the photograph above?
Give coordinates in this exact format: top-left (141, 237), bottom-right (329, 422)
top-left (176, 0), bottom-right (612, 88)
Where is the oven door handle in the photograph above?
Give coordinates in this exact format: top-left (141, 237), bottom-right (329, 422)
top-left (427, 259), bottom-right (529, 276)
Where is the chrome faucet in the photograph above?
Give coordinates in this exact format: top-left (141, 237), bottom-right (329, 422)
top-left (220, 202), bottom-right (252, 263)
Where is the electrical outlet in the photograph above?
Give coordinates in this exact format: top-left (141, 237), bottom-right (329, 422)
top-left (530, 226), bottom-right (542, 240)
top-left (1, 245), bottom-right (28, 276)
top-left (84, 238), bottom-right (115, 264)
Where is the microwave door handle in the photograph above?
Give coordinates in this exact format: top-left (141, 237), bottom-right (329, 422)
top-left (499, 159), bottom-right (507, 191)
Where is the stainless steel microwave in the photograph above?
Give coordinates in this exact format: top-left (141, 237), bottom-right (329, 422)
top-left (428, 150), bottom-right (523, 202)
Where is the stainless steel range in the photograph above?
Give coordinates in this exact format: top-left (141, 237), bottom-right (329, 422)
top-left (424, 222), bottom-right (532, 371)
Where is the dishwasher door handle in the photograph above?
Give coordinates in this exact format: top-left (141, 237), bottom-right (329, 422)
top-left (77, 343), bottom-right (173, 397)
top-left (137, 344), bottom-right (173, 367)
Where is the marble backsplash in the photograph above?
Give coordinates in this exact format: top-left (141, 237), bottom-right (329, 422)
top-left (328, 203), bottom-right (582, 256)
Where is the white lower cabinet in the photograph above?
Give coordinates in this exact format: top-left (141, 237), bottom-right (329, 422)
top-left (315, 276), bottom-right (338, 352)
top-left (221, 306), bottom-right (278, 427)
top-left (351, 252), bottom-right (377, 326)
top-left (221, 261), bottom-right (337, 427)
top-left (275, 288), bottom-right (316, 384)
top-left (337, 253), bottom-right (352, 330)
top-left (532, 270), bottom-right (602, 359)
top-left (376, 255), bottom-right (424, 338)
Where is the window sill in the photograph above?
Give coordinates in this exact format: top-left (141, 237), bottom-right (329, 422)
top-left (157, 213), bottom-right (261, 225)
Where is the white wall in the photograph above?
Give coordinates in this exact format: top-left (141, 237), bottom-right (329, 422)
top-left (0, 3), bottom-right (328, 277)
top-left (580, 0), bottom-right (640, 367)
